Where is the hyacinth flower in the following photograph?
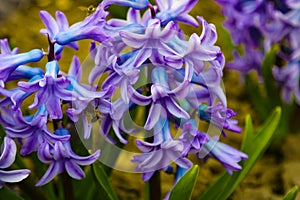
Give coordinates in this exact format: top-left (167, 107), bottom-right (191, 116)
top-left (40, 10), bottom-right (79, 58)
top-left (98, 98), bottom-right (136, 144)
top-left (53, 5), bottom-right (109, 45)
top-left (179, 119), bottom-right (247, 175)
top-left (107, 7), bottom-right (149, 28)
top-left (128, 67), bottom-right (190, 130)
top-left (0, 49), bottom-right (44, 86)
top-left (4, 107), bottom-right (70, 155)
top-left (36, 128), bottom-right (100, 186)
top-left (132, 118), bottom-right (192, 181)
top-left (199, 138), bottom-right (248, 175)
top-left (156, 0), bottom-right (198, 26)
top-left (166, 16), bottom-right (223, 77)
top-left (66, 57), bottom-right (114, 139)
top-left (99, 52), bottom-right (141, 104)
top-left (17, 61), bottom-right (74, 119)
top-left (198, 102), bottom-right (242, 136)
top-left (0, 137), bottom-right (30, 188)
top-left (179, 120), bottom-right (209, 156)
top-left (119, 18), bottom-right (178, 67)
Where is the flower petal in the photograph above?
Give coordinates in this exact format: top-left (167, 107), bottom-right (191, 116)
top-left (0, 137), bottom-right (16, 168)
top-left (0, 169), bottom-right (30, 183)
top-left (36, 162), bottom-right (60, 186)
top-left (65, 160), bottom-right (85, 179)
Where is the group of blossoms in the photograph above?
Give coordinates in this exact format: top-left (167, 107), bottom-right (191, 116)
top-left (215, 0), bottom-right (300, 104)
top-left (0, 0), bottom-right (247, 190)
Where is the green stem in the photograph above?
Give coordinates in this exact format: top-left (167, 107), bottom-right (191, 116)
top-left (148, 171), bottom-right (161, 200)
top-left (61, 172), bottom-right (74, 200)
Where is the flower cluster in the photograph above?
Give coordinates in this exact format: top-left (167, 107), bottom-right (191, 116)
top-left (215, 0), bottom-right (300, 104)
top-left (0, 0), bottom-right (247, 192)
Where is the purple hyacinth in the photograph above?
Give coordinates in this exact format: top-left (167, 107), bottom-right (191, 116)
top-left (0, 49), bottom-right (44, 85)
top-left (36, 128), bottom-right (100, 186)
top-left (199, 138), bottom-right (248, 175)
top-left (40, 10), bottom-right (79, 58)
top-left (0, 0), bottom-right (247, 192)
top-left (178, 119), bottom-right (246, 174)
top-left (18, 61), bottom-right (74, 119)
top-left (198, 102), bottom-right (242, 136)
top-left (0, 137), bottom-right (31, 188)
top-left (156, 0), bottom-right (198, 26)
top-left (179, 120), bottom-right (209, 156)
top-left (132, 119), bottom-right (192, 181)
top-left (215, 0), bottom-right (300, 104)
top-left (4, 107), bottom-right (70, 155)
top-left (54, 5), bottom-right (109, 45)
top-left (128, 67), bottom-right (190, 130)
top-left (119, 18), bottom-right (177, 67)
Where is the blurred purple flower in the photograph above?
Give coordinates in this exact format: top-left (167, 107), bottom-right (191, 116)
top-left (273, 59), bottom-right (300, 104)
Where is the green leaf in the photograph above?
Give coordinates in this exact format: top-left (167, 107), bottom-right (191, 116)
top-left (261, 45), bottom-right (281, 107)
top-left (92, 162), bottom-right (119, 200)
top-left (169, 165), bottom-right (199, 200)
top-left (198, 107), bottom-right (281, 200)
top-left (240, 114), bottom-right (254, 151)
top-left (245, 75), bottom-right (271, 120)
top-left (0, 186), bottom-right (24, 200)
top-left (283, 186), bottom-right (299, 200)
top-left (74, 167), bottom-right (100, 200)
